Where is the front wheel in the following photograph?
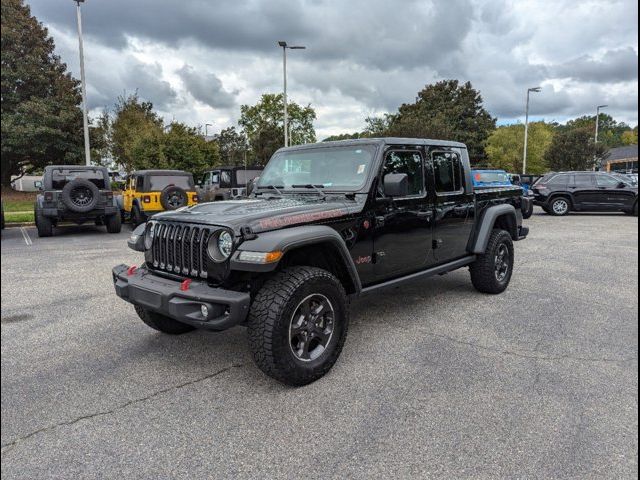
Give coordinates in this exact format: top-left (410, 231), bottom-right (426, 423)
top-left (522, 201), bottom-right (534, 219)
top-left (131, 205), bottom-right (145, 227)
top-left (247, 266), bottom-right (349, 386)
top-left (549, 197), bottom-right (571, 216)
top-left (470, 229), bottom-right (514, 294)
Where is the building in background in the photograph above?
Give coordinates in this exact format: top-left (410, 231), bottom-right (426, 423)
top-left (604, 145), bottom-right (638, 173)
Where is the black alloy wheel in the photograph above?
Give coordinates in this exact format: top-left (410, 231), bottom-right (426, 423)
top-left (289, 294), bottom-right (335, 362)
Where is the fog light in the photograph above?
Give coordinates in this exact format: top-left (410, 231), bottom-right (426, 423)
top-left (200, 304), bottom-right (209, 318)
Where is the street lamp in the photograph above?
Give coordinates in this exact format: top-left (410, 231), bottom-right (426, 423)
top-left (205, 123), bottom-right (213, 137)
top-left (278, 41), bottom-right (306, 147)
top-left (595, 105), bottom-right (608, 144)
top-left (73, 0), bottom-right (91, 166)
top-left (522, 87), bottom-right (541, 175)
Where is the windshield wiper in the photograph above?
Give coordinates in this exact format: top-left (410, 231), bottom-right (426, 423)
top-left (256, 185), bottom-right (284, 196)
top-left (291, 184), bottom-right (327, 199)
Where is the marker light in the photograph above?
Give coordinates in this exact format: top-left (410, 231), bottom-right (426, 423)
top-left (237, 251), bottom-right (283, 264)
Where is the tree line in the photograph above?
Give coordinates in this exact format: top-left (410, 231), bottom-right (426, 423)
top-left (1, 0), bottom-right (637, 186)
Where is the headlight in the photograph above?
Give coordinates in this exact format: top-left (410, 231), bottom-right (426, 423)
top-left (144, 221), bottom-right (155, 249)
top-left (207, 230), bottom-right (233, 262)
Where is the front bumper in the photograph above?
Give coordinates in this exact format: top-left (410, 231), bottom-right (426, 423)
top-left (112, 264), bottom-right (250, 331)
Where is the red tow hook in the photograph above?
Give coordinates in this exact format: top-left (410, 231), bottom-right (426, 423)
top-left (180, 279), bottom-right (192, 291)
top-left (127, 265), bottom-right (137, 276)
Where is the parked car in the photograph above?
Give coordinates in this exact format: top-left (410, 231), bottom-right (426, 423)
top-left (113, 138), bottom-right (528, 386)
top-left (532, 171), bottom-right (638, 216)
top-left (34, 165), bottom-right (121, 237)
top-left (197, 166), bottom-right (263, 201)
top-left (117, 170), bottom-right (199, 226)
top-left (472, 169), bottom-right (534, 219)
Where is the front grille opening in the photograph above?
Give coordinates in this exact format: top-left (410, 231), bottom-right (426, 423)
top-left (151, 222), bottom-right (212, 279)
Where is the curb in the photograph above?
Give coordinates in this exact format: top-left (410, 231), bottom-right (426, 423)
top-left (4, 222), bottom-right (36, 228)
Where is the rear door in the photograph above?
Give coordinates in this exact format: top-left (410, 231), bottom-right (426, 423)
top-left (373, 148), bottom-right (435, 279)
top-left (429, 148), bottom-right (475, 262)
top-left (568, 173), bottom-right (596, 208)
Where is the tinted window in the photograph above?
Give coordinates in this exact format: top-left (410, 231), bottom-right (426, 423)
top-left (220, 170), bottom-right (232, 188)
top-left (573, 174), bottom-right (593, 186)
top-left (596, 175), bottom-right (621, 187)
top-left (136, 176), bottom-right (144, 190)
top-left (548, 174), bottom-right (569, 185)
top-left (148, 175), bottom-right (193, 191)
top-left (382, 150), bottom-right (424, 196)
top-left (211, 171), bottom-right (220, 184)
top-left (433, 151), bottom-right (463, 193)
top-left (51, 169), bottom-right (106, 190)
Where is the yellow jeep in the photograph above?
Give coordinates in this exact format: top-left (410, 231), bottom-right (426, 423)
top-left (120, 170), bottom-right (198, 225)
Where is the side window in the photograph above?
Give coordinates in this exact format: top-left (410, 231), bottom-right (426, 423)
top-left (573, 174), bottom-right (594, 186)
top-left (135, 176), bottom-right (144, 191)
top-left (432, 151), bottom-right (463, 193)
top-left (220, 170), bottom-right (232, 188)
top-left (211, 171), bottom-right (220, 185)
top-left (548, 174), bottom-right (568, 185)
top-left (382, 150), bottom-right (424, 197)
top-left (596, 175), bottom-right (621, 187)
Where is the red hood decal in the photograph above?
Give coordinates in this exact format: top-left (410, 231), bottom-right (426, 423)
top-left (257, 208), bottom-right (348, 230)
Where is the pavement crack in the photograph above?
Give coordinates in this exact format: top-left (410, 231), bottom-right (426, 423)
top-left (427, 332), bottom-right (637, 364)
top-left (1, 363), bottom-right (244, 453)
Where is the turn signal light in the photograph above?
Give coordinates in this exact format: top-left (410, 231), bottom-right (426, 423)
top-left (143, 195), bottom-right (151, 203)
top-left (237, 250), bottom-right (283, 264)
top-left (44, 192), bottom-right (53, 202)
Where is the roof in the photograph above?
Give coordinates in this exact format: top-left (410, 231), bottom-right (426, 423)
top-left (44, 165), bottom-right (107, 171)
top-left (209, 165), bottom-right (263, 171)
top-left (605, 145), bottom-right (638, 162)
top-left (131, 169), bottom-right (192, 176)
top-left (278, 137), bottom-right (467, 152)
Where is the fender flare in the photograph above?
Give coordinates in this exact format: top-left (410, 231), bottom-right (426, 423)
top-left (470, 204), bottom-right (518, 254)
top-left (231, 225), bottom-right (362, 294)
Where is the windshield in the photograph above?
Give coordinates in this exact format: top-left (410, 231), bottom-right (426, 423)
top-left (613, 174), bottom-right (637, 186)
top-left (474, 171), bottom-right (510, 184)
top-left (256, 145), bottom-right (377, 191)
top-left (148, 175), bottom-right (193, 191)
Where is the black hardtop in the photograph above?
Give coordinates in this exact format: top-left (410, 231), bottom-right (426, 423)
top-left (133, 169), bottom-right (191, 177)
top-left (278, 137), bottom-right (467, 154)
top-left (211, 165), bottom-right (263, 171)
top-left (44, 165), bottom-right (109, 172)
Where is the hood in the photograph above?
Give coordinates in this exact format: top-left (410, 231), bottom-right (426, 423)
top-left (152, 195), bottom-right (364, 233)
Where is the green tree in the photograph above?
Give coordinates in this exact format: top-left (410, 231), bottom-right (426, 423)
top-left (110, 93), bottom-right (163, 172)
top-left (322, 132), bottom-right (365, 142)
top-left (485, 122), bottom-right (554, 174)
top-left (214, 126), bottom-right (249, 165)
top-left (384, 80), bottom-right (496, 162)
top-left (562, 114), bottom-right (633, 148)
top-left (239, 93), bottom-right (316, 164)
top-left (1, 0), bottom-right (84, 186)
top-left (545, 127), bottom-right (608, 171)
top-left (621, 129), bottom-right (638, 145)
top-left (162, 123), bottom-right (219, 179)
top-left (89, 109), bottom-right (112, 167)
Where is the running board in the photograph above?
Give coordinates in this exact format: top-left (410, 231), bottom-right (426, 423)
top-left (360, 255), bottom-right (476, 295)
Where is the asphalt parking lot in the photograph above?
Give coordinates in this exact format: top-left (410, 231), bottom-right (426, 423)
top-left (1, 209), bottom-right (637, 479)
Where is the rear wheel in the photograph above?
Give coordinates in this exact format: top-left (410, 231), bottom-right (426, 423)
top-left (522, 201), bottom-right (534, 219)
top-left (131, 205), bottom-right (145, 227)
top-left (35, 210), bottom-right (54, 237)
top-left (105, 213), bottom-right (122, 233)
top-left (134, 306), bottom-right (195, 334)
top-left (549, 197), bottom-right (570, 216)
top-left (470, 229), bottom-right (514, 294)
top-left (247, 266), bottom-right (349, 386)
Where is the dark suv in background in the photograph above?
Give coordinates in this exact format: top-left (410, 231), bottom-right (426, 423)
top-left (533, 171), bottom-right (638, 216)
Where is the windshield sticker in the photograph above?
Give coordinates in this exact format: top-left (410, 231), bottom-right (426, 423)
top-left (357, 164), bottom-right (365, 174)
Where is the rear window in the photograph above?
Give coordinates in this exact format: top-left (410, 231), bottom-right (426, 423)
top-left (148, 175), bottom-right (193, 191)
top-left (51, 168), bottom-right (107, 190)
top-left (547, 174), bottom-right (569, 185)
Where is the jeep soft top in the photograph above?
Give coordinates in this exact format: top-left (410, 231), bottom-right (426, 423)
top-left (113, 138), bottom-right (528, 385)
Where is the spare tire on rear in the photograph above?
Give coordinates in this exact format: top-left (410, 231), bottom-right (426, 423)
top-left (160, 186), bottom-right (188, 210)
top-left (61, 178), bottom-right (100, 213)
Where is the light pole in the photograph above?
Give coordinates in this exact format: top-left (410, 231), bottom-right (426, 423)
top-left (278, 41), bottom-right (306, 147)
top-left (74, 0), bottom-right (91, 166)
top-left (522, 86), bottom-right (541, 174)
top-left (595, 105), bottom-right (608, 144)
top-left (205, 123), bottom-right (213, 137)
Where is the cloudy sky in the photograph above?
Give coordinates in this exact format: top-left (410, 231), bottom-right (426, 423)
top-left (28, 0), bottom-right (638, 139)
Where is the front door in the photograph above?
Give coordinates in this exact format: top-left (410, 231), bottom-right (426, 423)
top-left (373, 148), bottom-right (434, 279)
top-left (429, 148), bottom-right (475, 262)
top-left (594, 174), bottom-right (636, 209)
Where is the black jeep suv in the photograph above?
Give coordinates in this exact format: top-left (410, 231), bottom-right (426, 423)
top-left (35, 165), bottom-right (122, 237)
top-left (532, 171), bottom-right (638, 216)
top-left (113, 138), bottom-right (528, 386)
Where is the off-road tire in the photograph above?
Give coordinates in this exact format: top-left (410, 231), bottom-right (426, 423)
top-left (160, 186), bottom-right (188, 210)
top-left (105, 213), bottom-right (122, 233)
top-left (549, 197), bottom-right (571, 216)
top-left (61, 178), bottom-right (100, 213)
top-left (522, 201), bottom-right (534, 219)
top-left (134, 305), bottom-right (195, 334)
top-left (247, 266), bottom-right (349, 386)
top-left (131, 205), bottom-right (145, 227)
top-left (470, 229), bottom-right (514, 294)
top-left (35, 209), bottom-right (53, 237)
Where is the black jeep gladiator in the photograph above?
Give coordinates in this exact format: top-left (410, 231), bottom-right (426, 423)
top-left (113, 138), bottom-right (528, 386)
top-left (35, 165), bottom-right (122, 237)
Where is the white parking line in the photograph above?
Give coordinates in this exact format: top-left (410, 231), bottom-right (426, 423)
top-left (20, 227), bottom-right (33, 246)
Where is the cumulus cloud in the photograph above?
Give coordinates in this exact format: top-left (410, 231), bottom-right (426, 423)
top-left (551, 48), bottom-right (638, 83)
top-left (176, 65), bottom-right (236, 109)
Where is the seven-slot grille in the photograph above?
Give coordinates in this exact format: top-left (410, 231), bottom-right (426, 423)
top-left (150, 222), bottom-right (212, 278)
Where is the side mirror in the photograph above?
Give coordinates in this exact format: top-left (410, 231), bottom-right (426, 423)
top-left (384, 173), bottom-right (409, 197)
top-left (34, 180), bottom-right (43, 190)
top-left (127, 223), bottom-right (147, 252)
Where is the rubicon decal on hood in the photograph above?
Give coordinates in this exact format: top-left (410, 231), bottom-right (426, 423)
top-left (257, 208), bottom-right (348, 230)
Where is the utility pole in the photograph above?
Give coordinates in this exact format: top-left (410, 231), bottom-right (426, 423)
top-left (278, 41), bottom-right (306, 147)
top-left (594, 105), bottom-right (608, 171)
top-left (522, 86), bottom-right (541, 174)
top-left (74, 0), bottom-right (91, 165)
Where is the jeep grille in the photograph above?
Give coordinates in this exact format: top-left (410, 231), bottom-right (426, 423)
top-left (150, 222), bottom-right (211, 278)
